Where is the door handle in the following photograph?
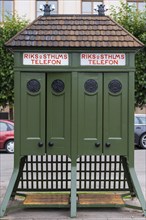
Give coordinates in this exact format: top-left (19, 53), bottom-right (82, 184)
top-left (48, 142), bottom-right (54, 147)
top-left (105, 142), bottom-right (111, 147)
top-left (95, 142), bottom-right (100, 147)
top-left (38, 142), bottom-right (43, 147)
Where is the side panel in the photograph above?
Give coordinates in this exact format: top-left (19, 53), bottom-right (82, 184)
top-left (77, 73), bottom-right (103, 155)
top-left (103, 73), bottom-right (128, 155)
top-left (47, 73), bottom-right (71, 155)
top-left (20, 73), bottom-right (45, 155)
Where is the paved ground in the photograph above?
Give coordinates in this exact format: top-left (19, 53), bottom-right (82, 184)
top-left (0, 150), bottom-right (146, 220)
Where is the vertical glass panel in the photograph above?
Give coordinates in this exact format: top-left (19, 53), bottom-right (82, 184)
top-left (127, 2), bottom-right (137, 11)
top-left (128, 1), bottom-right (146, 11)
top-left (37, 0), bottom-right (58, 17)
top-left (82, 1), bottom-right (103, 14)
top-left (82, 2), bottom-right (92, 14)
top-left (37, 1), bottom-right (46, 16)
top-left (138, 2), bottom-right (146, 11)
top-left (4, 0), bottom-right (13, 18)
top-left (0, 0), bottom-right (2, 22)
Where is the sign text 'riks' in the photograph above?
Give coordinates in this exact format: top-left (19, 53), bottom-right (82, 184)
top-left (23, 53), bottom-right (69, 65)
top-left (80, 53), bottom-right (126, 66)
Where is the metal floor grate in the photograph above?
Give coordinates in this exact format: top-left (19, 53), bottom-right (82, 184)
top-left (17, 155), bottom-right (129, 192)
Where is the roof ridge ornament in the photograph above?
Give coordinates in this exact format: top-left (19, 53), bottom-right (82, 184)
top-left (40, 4), bottom-right (55, 16)
top-left (94, 4), bottom-right (108, 16)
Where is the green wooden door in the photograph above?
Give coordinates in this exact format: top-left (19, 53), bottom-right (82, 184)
top-left (20, 72), bottom-right (128, 157)
top-left (103, 73), bottom-right (128, 155)
top-left (77, 73), bottom-right (103, 155)
top-left (21, 73), bottom-right (45, 155)
top-left (46, 73), bottom-right (71, 155)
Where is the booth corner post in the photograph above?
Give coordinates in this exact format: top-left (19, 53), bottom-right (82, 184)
top-left (0, 9), bottom-right (145, 218)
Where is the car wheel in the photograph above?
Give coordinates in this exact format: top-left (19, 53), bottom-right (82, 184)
top-left (5, 140), bottom-right (14, 153)
top-left (140, 133), bottom-right (146, 149)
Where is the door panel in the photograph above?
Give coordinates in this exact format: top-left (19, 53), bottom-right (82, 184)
top-left (103, 73), bottom-right (128, 155)
top-left (20, 72), bottom-right (128, 157)
top-left (77, 73), bottom-right (102, 155)
top-left (47, 73), bottom-right (71, 155)
top-left (21, 73), bottom-right (45, 155)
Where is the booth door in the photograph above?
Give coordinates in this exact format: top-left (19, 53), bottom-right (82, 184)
top-left (77, 73), bottom-right (128, 156)
top-left (46, 73), bottom-right (71, 155)
top-left (21, 73), bottom-right (45, 155)
top-left (103, 73), bottom-right (128, 155)
top-left (77, 73), bottom-right (103, 155)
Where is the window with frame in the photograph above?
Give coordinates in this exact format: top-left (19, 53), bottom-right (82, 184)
top-left (82, 0), bottom-right (103, 14)
top-left (36, 0), bottom-right (58, 17)
top-left (0, 0), bottom-right (14, 22)
top-left (127, 0), bottom-right (146, 11)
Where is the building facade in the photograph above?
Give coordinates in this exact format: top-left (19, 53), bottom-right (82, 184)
top-left (0, 0), bottom-right (146, 22)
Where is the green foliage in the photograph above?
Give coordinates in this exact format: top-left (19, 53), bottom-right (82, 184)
top-left (110, 1), bottom-right (146, 107)
top-left (0, 14), bottom-right (28, 108)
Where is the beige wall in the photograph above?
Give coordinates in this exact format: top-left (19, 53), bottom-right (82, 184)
top-left (15, 0), bottom-right (36, 21)
top-left (135, 106), bottom-right (146, 114)
top-left (59, 0), bottom-right (81, 14)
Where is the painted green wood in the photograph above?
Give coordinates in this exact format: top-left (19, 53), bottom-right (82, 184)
top-left (71, 72), bottom-right (78, 163)
top-left (20, 73), bottom-right (46, 155)
top-left (47, 73), bottom-right (71, 155)
top-left (14, 70), bottom-right (21, 162)
top-left (128, 72), bottom-right (135, 166)
top-left (129, 168), bottom-right (146, 216)
top-left (77, 73), bottom-right (103, 155)
top-left (103, 73), bottom-right (128, 155)
top-left (70, 165), bottom-right (77, 217)
top-left (0, 168), bottom-right (19, 217)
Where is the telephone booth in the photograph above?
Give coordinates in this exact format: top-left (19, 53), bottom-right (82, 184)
top-left (0, 10), bottom-right (146, 218)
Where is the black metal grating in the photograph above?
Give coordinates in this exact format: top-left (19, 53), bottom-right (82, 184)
top-left (108, 80), bottom-right (122, 94)
top-left (27, 79), bottom-right (41, 93)
top-left (51, 79), bottom-right (65, 93)
top-left (84, 79), bottom-right (98, 93)
top-left (17, 155), bottom-right (129, 192)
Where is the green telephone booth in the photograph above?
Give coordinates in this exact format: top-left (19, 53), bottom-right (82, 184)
top-left (0, 12), bottom-right (146, 218)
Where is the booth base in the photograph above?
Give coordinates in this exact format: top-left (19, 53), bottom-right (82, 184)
top-left (23, 192), bottom-right (125, 208)
top-left (78, 193), bottom-right (125, 207)
top-left (1, 155), bottom-right (146, 217)
top-left (23, 193), bottom-right (70, 207)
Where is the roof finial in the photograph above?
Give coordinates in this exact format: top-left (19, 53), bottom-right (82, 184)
top-left (94, 4), bottom-right (107, 16)
top-left (40, 4), bottom-right (55, 16)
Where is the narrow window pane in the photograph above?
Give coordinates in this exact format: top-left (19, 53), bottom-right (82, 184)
top-left (0, 0), bottom-right (2, 22)
top-left (82, 1), bottom-right (103, 14)
top-left (127, 2), bottom-right (137, 11)
top-left (138, 2), bottom-right (146, 11)
top-left (4, 0), bottom-right (13, 18)
top-left (37, 1), bottom-right (46, 16)
top-left (82, 2), bottom-right (92, 14)
top-left (128, 2), bottom-right (137, 7)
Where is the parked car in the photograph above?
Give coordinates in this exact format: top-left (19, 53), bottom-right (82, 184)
top-left (135, 114), bottom-right (146, 149)
top-left (0, 120), bottom-right (14, 153)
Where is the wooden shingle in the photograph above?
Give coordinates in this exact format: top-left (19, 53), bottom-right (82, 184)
top-left (5, 15), bottom-right (144, 48)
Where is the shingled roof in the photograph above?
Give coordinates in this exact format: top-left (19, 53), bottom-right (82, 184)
top-left (5, 15), bottom-right (144, 48)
